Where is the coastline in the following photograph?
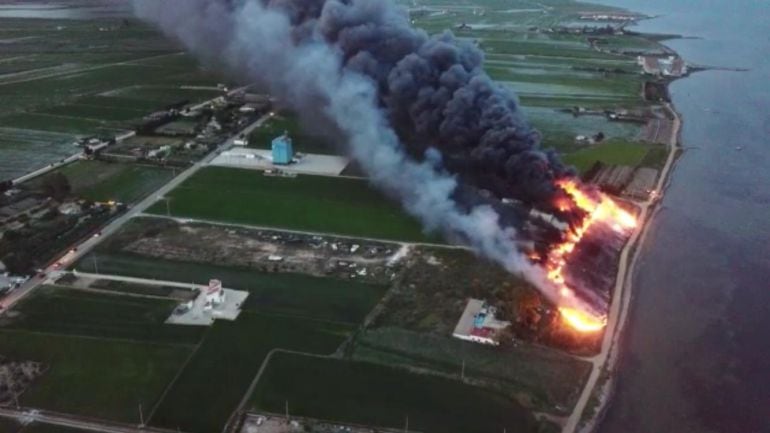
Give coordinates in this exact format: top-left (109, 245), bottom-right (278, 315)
top-left (564, 21), bottom-right (688, 433)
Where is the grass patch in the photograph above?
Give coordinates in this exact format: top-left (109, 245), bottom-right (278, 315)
top-left (3, 285), bottom-right (204, 345)
top-left (376, 247), bottom-right (536, 335)
top-left (249, 352), bottom-right (540, 433)
top-left (562, 139), bottom-right (649, 174)
top-left (0, 330), bottom-right (191, 423)
top-left (639, 144), bottom-right (669, 170)
top-left (146, 166), bottom-right (433, 243)
top-left (149, 311), bottom-right (352, 433)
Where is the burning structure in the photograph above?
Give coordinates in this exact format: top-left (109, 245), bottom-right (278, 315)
top-left (133, 0), bottom-right (637, 334)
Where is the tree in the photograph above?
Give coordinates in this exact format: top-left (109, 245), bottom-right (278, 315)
top-left (42, 173), bottom-right (71, 201)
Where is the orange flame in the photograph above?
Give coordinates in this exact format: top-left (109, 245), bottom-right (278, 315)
top-left (558, 307), bottom-right (607, 333)
top-left (545, 180), bottom-right (637, 333)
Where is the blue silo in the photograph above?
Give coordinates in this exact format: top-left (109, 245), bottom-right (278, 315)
top-left (271, 133), bottom-right (294, 165)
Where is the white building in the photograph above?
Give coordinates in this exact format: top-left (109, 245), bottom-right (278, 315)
top-left (452, 298), bottom-right (511, 346)
top-left (58, 202), bottom-right (82, 216)
top-left (203, 279), bottom-right (225, 310)
top-left (0, 274), bottom-right (11, 292)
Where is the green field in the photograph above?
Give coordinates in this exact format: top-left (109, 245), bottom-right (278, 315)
top-left (0, 17), bottom-right (223, 179)
top-left (149, 312), bottom-right (353, 433)
top-left (0, 330), bottom-right (191, 422)
top-left (562, 139), bottom-right (650, 173)
top-left (0, 113), bottom-right (119, 136)
top-left (0, 418), bottom-right (21, 433)
top-left (38, 104), bottom-right (148, 123)
top-left (250, 352), bottom-right (540, 433)
top-left (353, 327), bottom-right (591, 411)
top-left (74, 251), bottom-right (386, 324)
top-left (54, 160), bottom-right (175, 203)
top-left (88, 280), bottom-right (182, 299)
top-left (146, 166), bottom-right (433, 242)
top-left (3, 286), bottom-right (204, 344)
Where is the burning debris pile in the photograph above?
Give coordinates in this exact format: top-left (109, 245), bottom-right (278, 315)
top-left (133, 0), bottom-right (636, 333)
top-left (542, 180), bottom-right (637, 332)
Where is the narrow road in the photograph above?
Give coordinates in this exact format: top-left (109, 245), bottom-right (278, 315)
top-left (224, 349), bottom-right (335, 433)
top-left (563, 103), bottom-right (681, 432)
top-left (70, 270), bottom-right (211, 292)
top-left (0, 113), bottom-right (272, 313)
top-left (0, 406), bottom-right (181, 433)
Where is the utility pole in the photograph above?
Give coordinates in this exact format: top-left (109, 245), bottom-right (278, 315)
top-left (165, 197), bottom-right (171, 217)
top-left (285, 400), bottom-right (289, 421)
top-left (404, 415), bottom-right (409, 433)
top-left (139, 403), bottom-right (144, 427)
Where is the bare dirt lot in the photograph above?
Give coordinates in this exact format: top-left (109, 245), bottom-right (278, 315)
top-left (107, 217), bottom-right (405, 285)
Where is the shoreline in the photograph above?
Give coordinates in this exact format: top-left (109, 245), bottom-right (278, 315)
top-left (563, 25), bottom-right (687, 433)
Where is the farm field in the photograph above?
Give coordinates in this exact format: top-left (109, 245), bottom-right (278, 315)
top-left (402, 0), bottom-right (655, 174)
top-left (0, 418), bottom-right (21, 433)
top-left (561, 138), bottom-right (651, 173)
top-left (0, 127), bottom-right (76, 180)
top-left (0, 16), bottom-right (223, 180)
top-left (3, 285), bottom-right (204, 344)
top-left (146, 166), bottom-right (434, 243)
top-left (149, 311), bottom-right (353, 433)
top-left (249, 352), bottom-right (541, 433)
top-left (54, 160), bottom-right (176, 204)
top-left (352, 327), bottom-right (592, 411)
top-left (73, 251), bottom-right (387, 325)
top-left (0, 330), bottom-right (191, 423)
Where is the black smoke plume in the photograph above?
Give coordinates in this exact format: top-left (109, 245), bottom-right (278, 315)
top-left (132, 0), bottom-right (583, 305)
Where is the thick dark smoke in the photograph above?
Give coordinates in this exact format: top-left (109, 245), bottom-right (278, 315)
top-left (132, 0), bottom-right (582, 305)
top-left (316, 4), bottom-right (573, 204)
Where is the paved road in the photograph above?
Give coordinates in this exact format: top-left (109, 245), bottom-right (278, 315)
top-left (0, 407), bottom-right (179, 433)
top-left (70, 270), bottom-right (208, 292)
top-left (563, 103), bottom-right (680, 432)
top-left (11, 152), bottom-right (83, 185)
top-left (0, 113), bottom-right (272, 313)
top-left (11, 132), bottom-right (136, 185)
